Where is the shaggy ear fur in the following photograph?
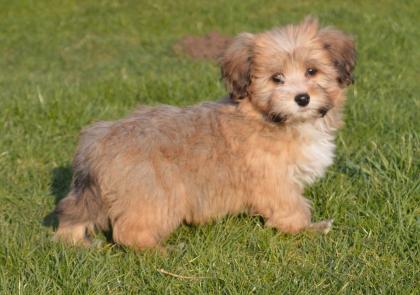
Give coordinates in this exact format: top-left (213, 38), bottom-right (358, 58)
top-left (300, 16), bottom-right (320, 34)
top-left (220, 33), bottom-right (255, 100)
top-left (318, 28), bottom-right (356, 86)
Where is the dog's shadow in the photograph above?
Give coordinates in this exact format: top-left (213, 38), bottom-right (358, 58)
top-left (43, 165), bottom-right (72, 229)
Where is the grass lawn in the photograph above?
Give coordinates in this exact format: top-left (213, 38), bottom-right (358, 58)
top-left (0, 0), bottom-right (419, 293)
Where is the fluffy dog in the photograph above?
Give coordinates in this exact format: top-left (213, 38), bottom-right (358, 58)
top-left (54, 18), bottom-right (356, 250)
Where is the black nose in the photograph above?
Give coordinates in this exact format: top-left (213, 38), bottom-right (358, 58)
top-left (294, 93), bottom-right (310, 107)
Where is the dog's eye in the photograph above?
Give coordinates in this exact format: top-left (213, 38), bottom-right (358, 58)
top-left (271, 73), bottom-right (284, 84)
top-left (306, 68), bottom-right (318, 77)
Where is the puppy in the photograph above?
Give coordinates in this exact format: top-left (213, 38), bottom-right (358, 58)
top-left (54, 18), bottom-right (356, 250)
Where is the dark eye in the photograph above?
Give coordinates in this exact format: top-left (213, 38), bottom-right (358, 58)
top-left (271, 73), bottom-right (284, 84)
top-left (306, 68), bottom-right (318, 76)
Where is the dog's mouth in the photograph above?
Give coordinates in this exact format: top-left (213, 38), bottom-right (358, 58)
top-left (268, 112), bottom-right (287, 124)
top-left (267, 107), bottom-right (330, 124)
top-left (318, 106), bottom-right (331, 117)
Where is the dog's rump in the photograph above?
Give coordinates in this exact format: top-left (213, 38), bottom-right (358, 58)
top-left (54, 121), bottom-right (113, 244)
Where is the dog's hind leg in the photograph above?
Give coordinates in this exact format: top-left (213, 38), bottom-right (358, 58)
top-left (110, 201), bottom-right (182, 252)
top-left (112, 217), bottom-right (165, 251)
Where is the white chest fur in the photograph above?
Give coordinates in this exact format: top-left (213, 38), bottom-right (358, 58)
top-left (288, 121), bottom-right (336, 187)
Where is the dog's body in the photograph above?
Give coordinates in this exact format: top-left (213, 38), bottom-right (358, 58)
top-left (54, 18), bottom-right (356, 250)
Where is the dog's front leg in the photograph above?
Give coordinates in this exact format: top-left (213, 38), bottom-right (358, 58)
top-left (263, 195), bottom-right (311, 234)
top-left (253, 192), bottom-right (332, 234)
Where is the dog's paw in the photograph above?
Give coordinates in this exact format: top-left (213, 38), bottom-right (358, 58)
top-left (307, 219), bottom-right (334, 234)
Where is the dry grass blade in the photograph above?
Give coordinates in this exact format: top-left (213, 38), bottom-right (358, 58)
top-left (157, 268), bottom-right (212, 280)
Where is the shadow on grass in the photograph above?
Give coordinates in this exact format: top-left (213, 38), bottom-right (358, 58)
top-left (43, 165), bottom-right (72, 229)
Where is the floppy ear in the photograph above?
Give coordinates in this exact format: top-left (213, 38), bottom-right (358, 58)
top-left (220, 33), bottom-right (255, 100)
top-left (318, 28), bottom-right (356, 87)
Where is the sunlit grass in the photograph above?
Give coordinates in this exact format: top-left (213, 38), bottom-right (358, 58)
top-left (0, 0), bottom-right (418, 293)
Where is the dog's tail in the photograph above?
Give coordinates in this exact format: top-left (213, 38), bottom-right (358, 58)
top-left (54, 187), bottom-right (108, 246)
top-left (54, 122), bottom-right (111, 245)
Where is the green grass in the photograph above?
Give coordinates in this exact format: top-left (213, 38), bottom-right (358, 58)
top-left (0, 0), bottom-right (419, 293)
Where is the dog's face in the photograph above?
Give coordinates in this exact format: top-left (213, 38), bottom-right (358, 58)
top-left (221, 18), bottom-right (356, 124)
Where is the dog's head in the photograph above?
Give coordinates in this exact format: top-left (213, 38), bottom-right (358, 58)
top-left (221, 17), bottom-right (356, 124)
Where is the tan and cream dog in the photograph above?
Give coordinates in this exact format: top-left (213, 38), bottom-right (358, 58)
top-left (54, 18), bottom-right (356, 250)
